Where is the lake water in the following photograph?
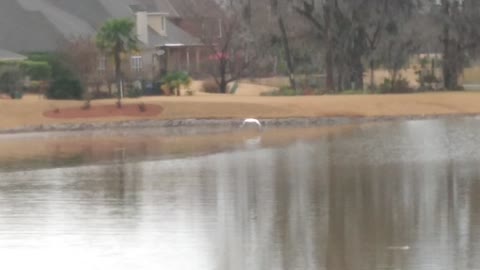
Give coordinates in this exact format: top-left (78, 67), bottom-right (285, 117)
top-left (1, 118), bottom-right (480, 270)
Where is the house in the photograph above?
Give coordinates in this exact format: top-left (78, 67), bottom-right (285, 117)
top-left (0, 0), bottom-right (224, 80)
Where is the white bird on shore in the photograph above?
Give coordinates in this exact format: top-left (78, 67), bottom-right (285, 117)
top-left (240, 118), bottom-right (262, 129)
top-left (386, 246), bottom-right (410, 251)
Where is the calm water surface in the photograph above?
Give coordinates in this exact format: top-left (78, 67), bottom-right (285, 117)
top-left (1, 118), bottom-right (480, 270)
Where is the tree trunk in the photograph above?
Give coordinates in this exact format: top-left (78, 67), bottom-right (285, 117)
top-left (108, 81), bottom-right (112, 96)
top-left (114, 44), bottom-right (122, 102)
top-left (442, 22), bottom-right (453, 90)
top-left (219, 78), bottom-right (228, 94)
top-left (219, 59), bottom-right (228, 94)
top-left (391, 71), bottom-right (398, 92)
top-left (325, 4), bottom-right (335, 92)
top-left (442, 0), bottom-right (458, 90)
top-left (352, 57), bottom-right (364, 91)
top-left (337, 68), bottom-right (344, 92)
top-left (369, 59), bottom-right (375, 91)
top-left (278, 17), bottom-right (297, 91)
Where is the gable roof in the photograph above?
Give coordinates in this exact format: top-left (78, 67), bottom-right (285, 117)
top-left (0, 0), bottom-right (213, 52)
top-left (0, 48), bottom-right (27, 61)
top-left (167, 0), bottom-right (224, 19)
top-left (148, 20), bottom-right (201, 47)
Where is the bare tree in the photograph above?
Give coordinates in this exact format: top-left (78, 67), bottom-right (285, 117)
top-left (202, 3), bottom-right (263, 93)
top-left (292, 0), bottom-right (417, 92)
top-left (436, 0), bottom-right (480, 89)
top-left (60, 36), bottom-right (99, 92)
top-left (293, 0), bottom-right (336, 91)
top-left (379, 22), bottom-right (419, 91)
top-left (266, 0), bottom-right (304, 90)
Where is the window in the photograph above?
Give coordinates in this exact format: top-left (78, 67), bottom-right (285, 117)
top-left (131, 56), bottom-right (143, 72)
top-left (97, 55), bottom-right (106, 72)
top-left (161, 16), bottom-right (166, 33)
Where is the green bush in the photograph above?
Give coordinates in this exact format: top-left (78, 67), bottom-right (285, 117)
top-left (19, 61), bottom-right (51, 80)
top-left (0, 62), bottom-right (24, 97)
top-left (126, 84), bottom-right (143, 98)
top-left (27, 53), bottom-right (85, 99)
top-left (27, 53), bottom-right (72, 79)
top-left (46, 77), bottom-right (84, 100)
top-left (162, 71), bottom-right (192, 96)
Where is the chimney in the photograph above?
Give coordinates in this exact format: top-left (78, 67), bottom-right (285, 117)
top-left (136, 11), bottom-right (149, 45)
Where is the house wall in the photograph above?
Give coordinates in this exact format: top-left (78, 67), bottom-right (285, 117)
top-left (164, 46), bottom-right (211, 77)
top-left (174, 17), bottom-right (221, 40)
top-left (148, 14), bottom-right (166, 36)
top-left (94, 47), bottom-right (211, 85)
top-left (136, 12), bottom-right (149, 45)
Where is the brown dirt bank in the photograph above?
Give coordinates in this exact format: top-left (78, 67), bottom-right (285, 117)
top-left (2, 92), bottom-right (480, 132)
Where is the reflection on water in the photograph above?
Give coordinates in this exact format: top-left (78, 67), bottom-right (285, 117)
top-left (1, 118), bottom-right (480, 269)
top-left (0, 126), bottom-right (351, 171)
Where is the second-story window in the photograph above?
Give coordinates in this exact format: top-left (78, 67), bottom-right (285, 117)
top-left (131, 56), bottom-right (143, 72)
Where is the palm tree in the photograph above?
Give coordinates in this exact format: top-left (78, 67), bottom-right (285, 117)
top-left (162, 71), bottom-right (192, 96)
top-left (96, 18), bottom-right (138, 104)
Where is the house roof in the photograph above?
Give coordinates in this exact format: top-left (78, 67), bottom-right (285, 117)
top-left (131, 0), bottom-right (180, 16)
top-left (167, 0), bottom-right (224, 19)
top-left (148, 20), bottom-right (201, 47)
top-left (0, 48), bottom-right (27, 61)
top-left (0, 0), bottom-right (217, 52)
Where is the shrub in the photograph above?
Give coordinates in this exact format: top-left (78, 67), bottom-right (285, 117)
top-left (202, 80), bottom-right (220, 93)
top-left (90, 91), bottom-right (113, 100)
top-left (19, 61), bottom-right (51, 80)
top-left (82, 99), bottom-right (91, 110)
top-left (138, 102), bottom-right (146, 112)
top-left (261, 86), bottom-right (297, 96)
top-left (46, 77), bottom-right (84, 100)
top-left (27, 53), bottom-right (73, 79)
top-left (24, 81), bottom-right (43, 94)
top-left (126, 84), bottom-right (143, 98)
top-left (186, 89), bottom-right (194, 96)
top-left (0, 68), bottom-right (23, 95)
top-left (162, 71), bottom-right (192, 96)
top-left (379, 76), bottom-right (414, 94)
top-left (161, 85), bottom-right (172, 96)
top-left (416, 73), bottom-right (440, 91)
top-left (28, 53), bottom-right (85, 100)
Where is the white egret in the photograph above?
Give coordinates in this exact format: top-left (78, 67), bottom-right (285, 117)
top-left (386, 246), bottom-right (410, 251)
top-left (240, 118), bottom-right (262, 129)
